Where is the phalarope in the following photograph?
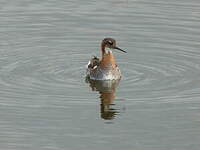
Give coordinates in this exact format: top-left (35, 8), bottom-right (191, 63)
top-left (86, 38), bottom-right (126, 80)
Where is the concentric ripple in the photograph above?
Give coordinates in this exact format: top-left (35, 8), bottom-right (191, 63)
top-left (1, 47), bottom-right (200, 103)
top-left (0, 49), bottom-right (89, 106)
top-left (0, 0), bottom-right (199, 105)
top-left (119, 49), bottom-right (200, 100)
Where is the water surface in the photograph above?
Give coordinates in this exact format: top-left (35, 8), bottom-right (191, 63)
top-left (0, 0), bottom-right (200, 150)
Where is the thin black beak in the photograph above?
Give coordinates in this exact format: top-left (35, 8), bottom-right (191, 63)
top-left (114, 46), bottom-right (127, 53)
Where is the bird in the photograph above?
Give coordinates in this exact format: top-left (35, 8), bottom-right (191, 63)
top-left (86, 38), bottom-right (126, 80)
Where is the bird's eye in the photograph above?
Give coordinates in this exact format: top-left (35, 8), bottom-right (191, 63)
top-left (108, 40), bottom-right (113, 45)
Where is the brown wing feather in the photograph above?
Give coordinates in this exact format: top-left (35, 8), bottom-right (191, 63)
top-left (87, 56), bottom-right (100, 69)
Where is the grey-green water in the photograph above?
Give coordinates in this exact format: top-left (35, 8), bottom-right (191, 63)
top-left (1, 0), bottom-right (200, 150)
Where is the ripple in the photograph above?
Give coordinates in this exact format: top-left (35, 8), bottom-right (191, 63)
top-left (1, 46), bottom-right (200, 103)
top-left (0, 0), bottom-right (200, 105)
top-left (119, 49), bottom-right (200, 100)
top-left (0, 50), bottom-right (88, 103)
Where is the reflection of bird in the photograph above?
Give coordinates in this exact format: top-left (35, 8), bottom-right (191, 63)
top-left (100, 91), bottom-right (118, 120)
top-left (86, 79), bottom-right (120, 120)
top-left (86, 38), bottom-right (126, 80)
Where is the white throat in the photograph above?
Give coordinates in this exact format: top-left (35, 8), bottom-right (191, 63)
top-left (105, 47), bottom-right (112, 54)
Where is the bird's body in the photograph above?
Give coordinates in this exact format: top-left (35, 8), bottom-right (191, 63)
top-left (86, 38), bottom-right (126, 80)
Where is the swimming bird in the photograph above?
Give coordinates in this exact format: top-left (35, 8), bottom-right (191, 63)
top-left (86, 38), bottom-right (126, 80)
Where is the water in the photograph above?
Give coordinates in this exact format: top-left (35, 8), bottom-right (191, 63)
top-left (0, 0), bottom-right (200, 149)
